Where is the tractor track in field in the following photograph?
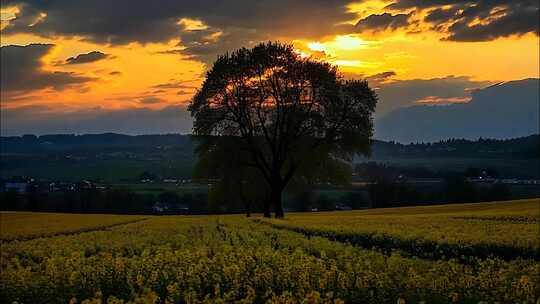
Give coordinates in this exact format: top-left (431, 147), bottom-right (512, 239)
top-left (253, 219), bottom-right (540, 262)
top-left (1, 218), bottom-right (149, 243)
top-left (451, 216), bottom-right (539, 224)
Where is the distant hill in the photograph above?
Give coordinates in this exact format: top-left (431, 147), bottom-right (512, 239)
top-left (375, 78), bottom-right (540, 143)
top-left (2, 133), bottom-right (538, 182)
top-left (2, 133), bottom-right (538, 159)
top-left (0, 133), bottom-right (192, 153)
top-left (0, 133), bottom-right (195, 182)
top-left (370, 134), bottom-right (539, 159)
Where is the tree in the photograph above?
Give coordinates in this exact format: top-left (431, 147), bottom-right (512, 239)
top-left (194, 135), bottom-right (352, 216)
top-left (2, 188), bottom-right (20, 210)
top-left (444, 174), bottom-right (478, 203)
top-left (189, 42), bottom-right (377, 218)
top-left (193, 136), bottom-right (271, 216)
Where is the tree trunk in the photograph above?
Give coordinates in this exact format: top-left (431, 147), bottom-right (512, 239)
top-left (263, 196), bottom-right (271, 217)
top-left (245, 201), bottom-right (251, 217)
top-left (271, 185), bottom-right (284, 218)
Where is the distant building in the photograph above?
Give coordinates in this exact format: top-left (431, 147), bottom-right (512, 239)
top-left (4, 182), bottom-right (28, 193)
top-left (171, 203), bottom-right (189, 212)
top-left (335, 204), bottom-right (352, 211)
top-left (77, 180), bottom-right (94, 190)
top-left (515, 179), bottom-right (540, 185)
top-left (152, 202), bottom-right (189, 213)
top-left (499, 179), bottom-right (519, 184)
top-left (152, 202), bottom-right (169, 213)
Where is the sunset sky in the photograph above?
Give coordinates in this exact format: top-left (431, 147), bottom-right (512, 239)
top-left (1, 0), bottom-right (538, 135)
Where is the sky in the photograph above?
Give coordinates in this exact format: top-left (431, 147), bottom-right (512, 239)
top-left (1, 0), bottom-right (539, 136)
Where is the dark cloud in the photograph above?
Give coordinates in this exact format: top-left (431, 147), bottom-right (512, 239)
top-left (139, 97), bottom-right (164, 104)
top-left (424, 7), bottom-right (459, 24)
top-left (389, 0), bottom-right (539, 41)
top-left (1, 44), bottom-right (94, 95)
top-left (386, 0), bottom-right (458, 10)
top-left (2, 0), bottom-right (356, 63)
top-left (445, 3), bottom-right (539, 41)
top-left (376, 78), bottom-right (540, 142)
top-left (151, 81), bottom-right (196, 90)
top-left (1, 0), bottom-right (536, 62)
top-left (1, 1), bottom-right (182, 45)
top-left (156, 49), bottom-right (184, 55)
top-left (177, 28), bottom-right (264, 64)
top-left (367, 71), bottom-right (397, 84)
top-left (356, 13), bottom-right (411, 31)
top-left (66, 51), bottom-right (111, 64)
top-left (1, 105), bottom-right (193, 136)
top-left (177, 90), bottom-right (192, 95)
top-left (109, 71), bottom-right (122, 76)
top-left (374, 75), bottom-right (492, 116)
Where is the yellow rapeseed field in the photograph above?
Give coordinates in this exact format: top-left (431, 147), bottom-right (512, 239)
top-left (0, 212), bottom-right (147, 241)
top-left (262, 198), bottom-right (540, 260)
top-left (1, 199), bottom-right (538, 303)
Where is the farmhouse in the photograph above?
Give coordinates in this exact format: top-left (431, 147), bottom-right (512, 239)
top-left (3, 181), bottom-right (28, 193)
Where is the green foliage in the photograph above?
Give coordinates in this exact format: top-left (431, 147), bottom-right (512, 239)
top-left (444, 174), bottom-right (478, 203)
top-left (193, 136), bottom-right (268, 214)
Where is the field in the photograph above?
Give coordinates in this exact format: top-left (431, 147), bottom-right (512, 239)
top-left (1, 199), bottom-right (539, 303)
top-left (0, 212), bottom-right (147, 241)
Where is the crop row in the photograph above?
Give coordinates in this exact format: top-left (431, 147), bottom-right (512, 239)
top-left (1, 216), bottom-right (538, 303)
top-left (0, 212), bottom-right (148, 241)
top-left (255, 219), bottom-right (539, 262)
top-left (261, 200), bottom-right (540, 261)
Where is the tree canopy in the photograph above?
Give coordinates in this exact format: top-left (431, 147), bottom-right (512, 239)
top-left (189, 42), bottom-right (377, 217)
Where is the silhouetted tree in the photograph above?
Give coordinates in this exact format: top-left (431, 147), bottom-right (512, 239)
top-left (26, 183), bottom-right (41, 211)
top-left (158, 191), bottom-right (181, 205)
top-left (139, 171), bottom-right (156, 181)
top-left (2, 188), bottom-right (20, 210)
top-left (487, 183), bottom-right (511, 201)
top-left (444, 175), bottom-right (478, 203)
top-left (288, 189), bottom-right (314, 212)
top-left (344, 191), bottom-right (369, 209)
top-left (315, 194), bottom-right (334, 211)
top-left (189, 42), bottom-right (377, 217)
top-left (193, 136), bottom-right (269, 216)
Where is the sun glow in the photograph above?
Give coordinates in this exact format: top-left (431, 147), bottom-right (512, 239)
top-left (0, 6), bottom-right (19, 20)
top-left (0, 5), bottom-right (20, 30)
top-left (307, 34), bottom-right (371, 57)
top-left (331, 60), bottom-right (365, 67)
top-left (302, 34), bottom-right (381, 71)
top-left (177, 18), bottom-right (208, 31)
top-left (333, 35), bottom-right (369, 50)
top-left (307, 42), bottom-right (325, 52)
top-left (28, 12), bottom-right (47, 27)
top-left (347, 0), bottom-right (389, 20)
